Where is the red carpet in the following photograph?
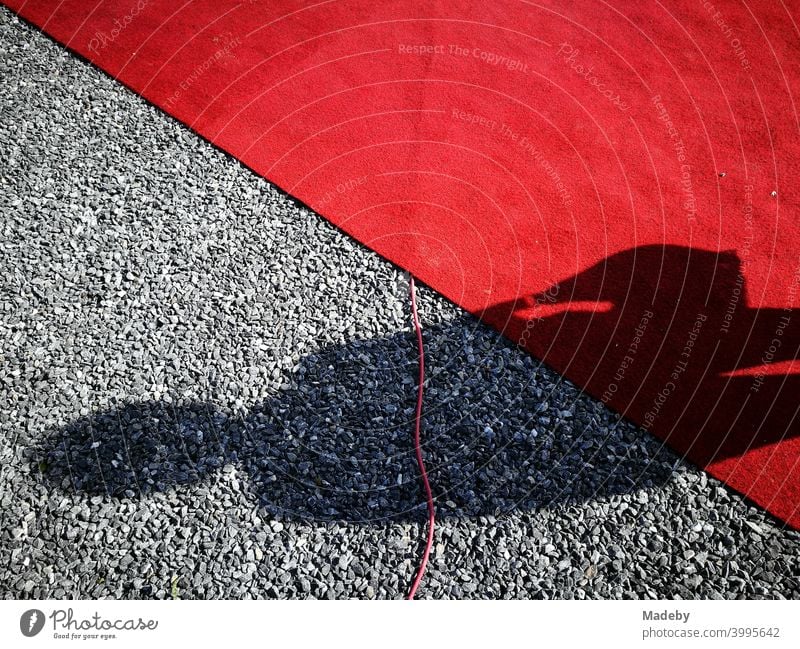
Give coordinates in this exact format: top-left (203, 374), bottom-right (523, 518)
top-left (6, 0), bottom-right (799, 527)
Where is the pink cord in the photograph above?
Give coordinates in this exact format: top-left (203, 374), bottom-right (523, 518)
top-left (406, 276), bottom-right (435, 600)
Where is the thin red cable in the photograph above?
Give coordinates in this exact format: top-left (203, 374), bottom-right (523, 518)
top-left (406, 276), bottom-right (435, 600)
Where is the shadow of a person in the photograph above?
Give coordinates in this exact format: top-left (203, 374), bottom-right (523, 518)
top-left (37, 318), bottom-right (677, 523)
top-left (482, 245), bottom-right (800, 472)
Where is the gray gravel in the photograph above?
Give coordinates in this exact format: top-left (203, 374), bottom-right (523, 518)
top-left (1, 7), bottom-right (799, 599)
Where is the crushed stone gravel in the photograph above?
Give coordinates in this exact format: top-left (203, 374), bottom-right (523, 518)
top-left (1, 8), bottom-right (798, 599)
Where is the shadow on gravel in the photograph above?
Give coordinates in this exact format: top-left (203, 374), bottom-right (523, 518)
top-left (483, 245), bottom-right (800, 463)
top-left (36, 318), bottom-right (677, 523)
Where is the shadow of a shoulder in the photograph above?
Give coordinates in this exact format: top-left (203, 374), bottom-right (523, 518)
top-left (36, 318), bottom-right (676, 523)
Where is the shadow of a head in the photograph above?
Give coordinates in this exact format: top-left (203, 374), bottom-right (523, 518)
top-left (38, 319), bottom-right (677, 523)
top-left (482, 244), bottom-right (800, 463)
top-left (42, 401), bottom-right (231, 496)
